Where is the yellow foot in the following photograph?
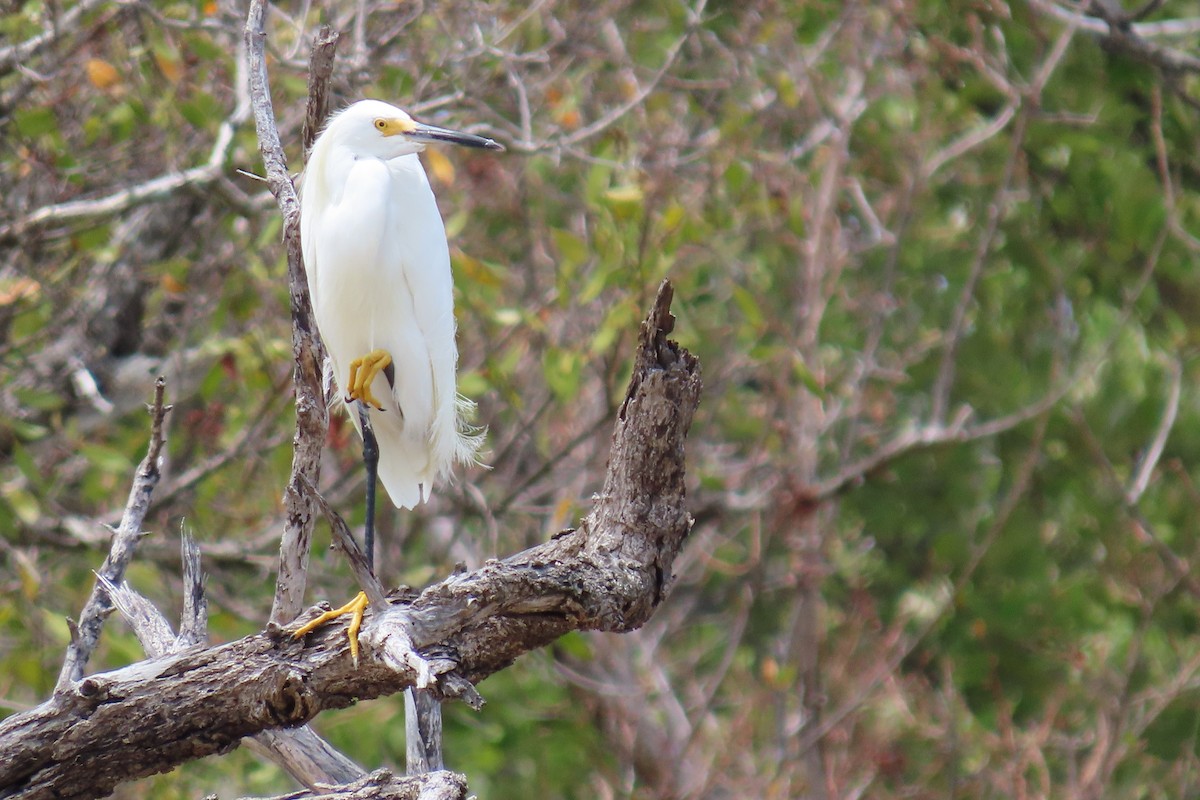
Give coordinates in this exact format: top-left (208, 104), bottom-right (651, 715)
top-left (292, 591), bottom-right (369, 665)
top-left (346, 350), bottom-right (393, 410)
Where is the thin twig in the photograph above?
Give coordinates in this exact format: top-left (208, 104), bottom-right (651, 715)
top-left (922, 102), bottom-right (1018, 179)
top-left (507, 0), bottom-right (706, 153)
top-left (0, 0), bottom-right (110, 70)
top-left (1, 53), bottom-right (252, 242)
top-left (1127, 356), bottom-right (1183, 505)
top-left (306, 478), bottom-right (389, 610)
top-left (815, 214), bottom-right (1165, 501)
top-left (1029, 0), bottom-right (1200, 71)
top-left (928, 26), bottom-right (1074, 422)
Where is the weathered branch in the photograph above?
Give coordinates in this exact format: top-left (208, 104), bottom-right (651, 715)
top-left (302, 27), bottom-right (341, 161)
top-left (243, 0), bottom-right (334, 630)
top-left (240, 9), bottom-right (361, 790)
top-left (251, 769), bottom-right (467, 800)
top-left (55, 378), bottom-right (171, 691)
top-left (0, 281), bottom-right (700, 800)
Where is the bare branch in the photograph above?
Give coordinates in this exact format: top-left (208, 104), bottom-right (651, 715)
top-left (0, 54), bottom-right (252, 242)
top-left (510, 0), bottom-right (708, 152)
top-left (1029, 0), bottom-right (1200, 74)
top-left (242, 0), bottom-right (334, 629)
top-left (0, 281), bottom-right (700, 800)
top-left (1127, 356), bottom-right (1183, 505)
top-left (248, 768), bottom-right (467, 800)
top-left (0, 0), bottom-right (110, 71)
top-left (55, 378), bottom-right (171, 691)
top-left (922, 102), bottom-right (1018, 179)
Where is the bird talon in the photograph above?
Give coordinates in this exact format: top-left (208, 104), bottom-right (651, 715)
top-left (291, 591), bottom-right (370, 665)
top-left (346, 350), bottom-right (393, 411)
top-left (345, 393), bottom-right (386, 411)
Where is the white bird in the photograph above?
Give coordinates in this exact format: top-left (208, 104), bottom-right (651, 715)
top-left (293, 101), bottom-right (502, 665)
top-left (299, 99), bottom-right (502, 510)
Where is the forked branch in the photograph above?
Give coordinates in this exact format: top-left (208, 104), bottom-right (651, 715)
top-left (0, 281), bottom-right (701, 800)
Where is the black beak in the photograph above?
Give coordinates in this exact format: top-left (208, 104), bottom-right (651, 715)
top-left (407, 122), bottom-right (505, 152)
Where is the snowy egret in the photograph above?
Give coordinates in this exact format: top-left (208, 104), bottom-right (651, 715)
top-left (292, 99), bottom-right (503, 660)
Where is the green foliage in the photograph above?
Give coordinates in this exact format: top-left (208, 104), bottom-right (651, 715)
top-left (6, 0), bottom-right (1200, 797)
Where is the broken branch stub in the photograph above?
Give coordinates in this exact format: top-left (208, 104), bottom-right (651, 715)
top-left (0, 281), bottom-right (701, 800)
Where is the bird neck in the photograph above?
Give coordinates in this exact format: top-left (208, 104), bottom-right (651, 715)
top-left (307, 140), bottom-right (359, 206)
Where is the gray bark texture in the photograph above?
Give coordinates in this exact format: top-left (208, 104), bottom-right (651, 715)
top-left (0, 280), bottom-right (701, 800)
top-left (243, 769), bottom-right (467, 800)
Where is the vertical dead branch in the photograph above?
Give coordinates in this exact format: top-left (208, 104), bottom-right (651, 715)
top-left (303, 27), bottom-right (341, 159)
top-left (242, 1), bottom-right (336, 629)
top-left (55, 378), bottom-right (171, 691)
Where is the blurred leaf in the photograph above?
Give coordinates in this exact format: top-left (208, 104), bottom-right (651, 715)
top-left (424, 148), bottom-right (456, 185)
top-left (1, 482), bottom-right (40, 526)
top-left (550, 228), bottom-right (589, 269)
top-left (543, 347), bottom-right (583, 403)
top-left (454, 249), bottom-right (505, 288)
top-left (77, 444), bottom-right (136, 476)
top-left (179, 91), bottom-right (223, 131)
top-left (792, 354), bottom-right (824, 398)
top-left (601, 184), bottom-right (643, 218)
top-left (153, 48), bottom-right (185, 84)
top-left (14, 106), bottom-right (58, 139)
top-left (85, 58), bottom-right (121, 91)
top-left (0, 277), bottom-right (41, 305)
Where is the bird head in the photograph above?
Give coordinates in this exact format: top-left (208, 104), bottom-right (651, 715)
top-left (325, 99), bottom-right (504, 159)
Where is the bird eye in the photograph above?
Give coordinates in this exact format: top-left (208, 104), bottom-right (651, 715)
top-left (374, 119), bottom-right (386, 131)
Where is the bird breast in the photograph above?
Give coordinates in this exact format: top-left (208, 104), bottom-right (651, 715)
top-left (308, 153), bottom-right (455, 439)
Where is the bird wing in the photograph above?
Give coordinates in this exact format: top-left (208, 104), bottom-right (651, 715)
top-left (306, 155), bottom-right (435, 507)
top-left (300, 150), bottom-right (479, 508)
top-left (386, 156), bottom-right (480, 477)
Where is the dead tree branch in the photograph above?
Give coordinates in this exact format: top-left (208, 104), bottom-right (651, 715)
top-left (0, 281), bottom-right (700, 800)
top-left (242, 0), bottom-right (334, 630)
top-left (54, 378), bottom-right (171, 691)
top-left (250, 769), bottom-right (467, 800)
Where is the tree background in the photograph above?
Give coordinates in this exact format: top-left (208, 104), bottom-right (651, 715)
top-left (4, 1), bottom-right (1200, 797)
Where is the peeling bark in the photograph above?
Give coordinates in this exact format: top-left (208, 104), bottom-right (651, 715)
top-left (250, 769), bottom-right (467, 800)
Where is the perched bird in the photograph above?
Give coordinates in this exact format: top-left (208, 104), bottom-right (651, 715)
top-left (300, 99), bottom-right (501, 510)
top-left (293, 99), bottom-right (503, 661)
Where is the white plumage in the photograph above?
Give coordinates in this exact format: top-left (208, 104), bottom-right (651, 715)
top-left (299, 100), bottom-right (500, 508)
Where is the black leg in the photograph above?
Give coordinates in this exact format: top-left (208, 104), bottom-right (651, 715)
top-left (357, 402), bottom-right (444, 774)
top-left (356, 401), bottom-right (379, 574)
